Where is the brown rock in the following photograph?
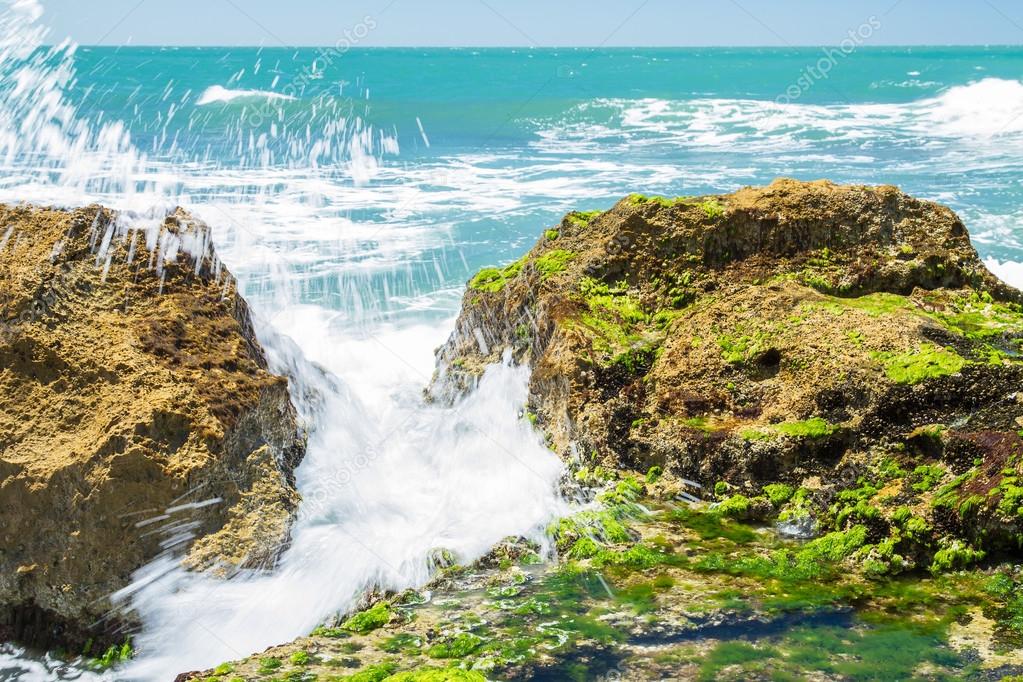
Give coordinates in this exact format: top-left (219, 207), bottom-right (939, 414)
top-left (0, 204), bottom-right (305, 649)
top-left (432, 179), bottom-right (1023, 557)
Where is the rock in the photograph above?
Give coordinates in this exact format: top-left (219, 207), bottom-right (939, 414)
top-left (432, 178), bottom-right (1023, 566)
top-left (0, 204), bottom-right (306, 649)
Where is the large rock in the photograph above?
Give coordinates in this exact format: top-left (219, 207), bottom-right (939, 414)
top-left (433, 178), bottom-right (1023, 568)
top-left (0, 204), bottom-right (305, 648)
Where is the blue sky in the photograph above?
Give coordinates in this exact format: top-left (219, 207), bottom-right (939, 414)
top-left (40, 0), bottom-right (1023, 46)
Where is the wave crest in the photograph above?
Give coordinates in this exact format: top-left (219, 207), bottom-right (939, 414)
top-left (196, 85), bottom-right (297, 105)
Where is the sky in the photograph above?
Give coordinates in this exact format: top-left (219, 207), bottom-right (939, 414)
top-left (38, 0), bottom-right (1023, 47)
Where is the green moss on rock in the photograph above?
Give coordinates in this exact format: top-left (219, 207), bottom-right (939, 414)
top-left (874, 345), bottom-right (966, 384)
top-left (342, 603), bottom-right (392, 634)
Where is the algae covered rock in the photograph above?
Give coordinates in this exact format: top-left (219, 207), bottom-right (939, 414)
top-left (0, 204), bottom-right (305, 648)
top-left (432, 179), bottom-right (1023, 569)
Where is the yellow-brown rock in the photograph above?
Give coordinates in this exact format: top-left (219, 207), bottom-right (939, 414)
top-left (0, 204), bottom-right (305, 648)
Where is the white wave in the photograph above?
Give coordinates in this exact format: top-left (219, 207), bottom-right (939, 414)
top-left (920, 78), bottom-right (1023, 137)
top-left (195, 84), bottom-right (296, 105)
top-left (532, 78), bottom-right (1023, 158)
top-left (986, 259), bottom-right (1023, 291)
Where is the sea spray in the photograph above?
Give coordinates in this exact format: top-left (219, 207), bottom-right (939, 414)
top-left (0, 1), bottom-right (566, 678)
top-left (118, 318), bottom-right (567, 679)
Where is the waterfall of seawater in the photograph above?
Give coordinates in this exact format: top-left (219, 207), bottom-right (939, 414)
top-left (0, 1), bottom-right (569, 679)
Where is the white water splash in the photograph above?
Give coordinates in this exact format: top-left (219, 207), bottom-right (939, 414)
top-left (0, 1), bottom-right (566, 680)
top-left (119, 327), bottom-right (566, 679)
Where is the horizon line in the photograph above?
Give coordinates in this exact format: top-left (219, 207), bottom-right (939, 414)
top-left (65, 43), bottom-right (1023, 50)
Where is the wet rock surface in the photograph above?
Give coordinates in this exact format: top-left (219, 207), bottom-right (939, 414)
top-left (184, 483), bottom-right (1023, 681)
top-left (0, 204), bottom-right (305, 649)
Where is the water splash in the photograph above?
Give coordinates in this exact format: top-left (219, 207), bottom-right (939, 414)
top-left (0, 1), bottom-right (566, 679)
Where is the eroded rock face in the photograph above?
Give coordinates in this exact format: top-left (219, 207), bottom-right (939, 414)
top-left (0, 204), bottom-right (305, 648)
top-left (432, 178), bottom-right (1023, 567)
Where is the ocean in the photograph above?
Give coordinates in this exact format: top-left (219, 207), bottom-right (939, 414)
top-left (1, 0), bottom-right (1023, 677)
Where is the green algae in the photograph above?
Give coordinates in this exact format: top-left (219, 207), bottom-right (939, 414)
top-left (715, 494), bottom-right (758, 520)
top-left (698, 199), bottom-right (725, 219)
top-left (803, 525), bottom-right (869, 562)
top-left (580, 277), bottom-right (647, 324)
top-left (383, 669), bottom-right (485, 682)
top-left (589, 542), bottom-right (676, 570)
top-left (669, 507), bottom-right (757, 544)
top-left (334, 663), bottom-right (400, 681)
top-left (342, 603), bottom-right (392, 634)
top-left (426, 633), bottom-right (483, 659)
top-left (821, 291), bottom-right (920, 317)
top-left (566, 210), bottom-right (601, 228)
top-left (467, 256), bottom-right (526, 293)
top-left (696, 641), bottom-right (777, 682)
top-left (289, 651), bottom-right (312, 666)
top-left (715, 622), bottom-right (968, 681)
top-left (741, 419), bottom-right (836, 442)
top-left (549, 507), bottom-right (633, 554)
top-left (627, 194), bottom-right (725, 219)
top-left (929, 539), bottom-right (985, 574)
top-left (873, 344), bottom-right (966, 384)
top-left (596, 476), bottom-right (644, 505)
top-left (762, 483), bottom-right (795, 507)
top-left (379, 633), bottom-right (423, 655)
top-left (740, 427), bottom-right (779, 441)
top-left (207, 488), bottom-right (1023, 681)
top-left (717, 329), bottom-right (772, 365)
top-left (774, 417), bottom-right (837, 439)
top-left (258, 657), bottom-right (283, 674)
top-left (935, 292), bottom-right (1023, 340)
top-left (535, 249), bottom-right (574, 279)
top-left (911, 463), bottom-right (946, 492)
top-left (91, 640), bottom-right (133, 670)
top-left (573, 277), bottom-right (656, 361)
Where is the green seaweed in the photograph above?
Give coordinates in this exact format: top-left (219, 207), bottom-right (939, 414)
top-left (467, 256), bottom-right (526, 293)
top-left (336, 663), bottom-right (400, 682)
top-left (535, 249), bottom-right (575, 279)
top-left (258, 657), bottom-right (283, 674)
top-left (698, 199), bottom-right (725, 219)
top-left (92, 640), bottom-right (133, 670)
top-left (873, 345), bottom-right (966, 385)
top-left (426, 633), bottom-right (483, 659)
top-left (342, 603), bottom-right (392, 634)
top-left (566, 210), bottom-right (601, 228)
top-left (774, 417), bottom-right (837, 439)
top-left (383, 669), bottom-right (486, 682)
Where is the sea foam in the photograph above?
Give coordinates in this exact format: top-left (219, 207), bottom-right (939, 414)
top-left (196, 84), bottom-right (297, 105)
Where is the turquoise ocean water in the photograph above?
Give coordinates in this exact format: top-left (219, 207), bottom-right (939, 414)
top-left (6, 44), bottom-right (1023, 318)
top-left (3, 5), bottom-right (1023, 677)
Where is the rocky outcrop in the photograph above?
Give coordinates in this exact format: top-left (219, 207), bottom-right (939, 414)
top-left (0, 204), bottom-right (305, 648)
top-left (432, 179), bottom-right (1023, 570)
